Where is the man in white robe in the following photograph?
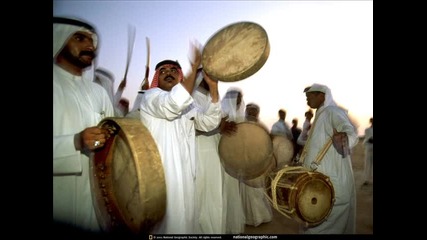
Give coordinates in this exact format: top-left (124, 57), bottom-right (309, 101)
top-left (219, 87), bottom-right (247, 234)
top-left (241, 103), bottom-right (273, 227)
top-left (94, 67), bottom-right (129, 117)
top-left (299, 83), bottom-right (358, 234)
top-left (192, 69), bottom-right (226, 234)
top-left (53, 17), bottom-right (114, 233)
top-left (139, 53), bottom-right (221, 234)
top-left (270, 109), bottom-right (293, 140)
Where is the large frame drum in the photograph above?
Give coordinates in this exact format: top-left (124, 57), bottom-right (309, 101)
top-left (202, 21), bottom-right (270, 82)
top-left (91, 118), bottom-right (166, 235)
top-left (271, 135), bottom-right (294, 170)
top-left (265, 166), bottom-right (335, 227)
top-left (219, 121), bottom-right (274, 181)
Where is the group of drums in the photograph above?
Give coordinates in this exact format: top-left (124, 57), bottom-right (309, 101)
top-left (90, 21), bottom-right (335, 235)
top-left (219, 122), bottom-right (335, 228)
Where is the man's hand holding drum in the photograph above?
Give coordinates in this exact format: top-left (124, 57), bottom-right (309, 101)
top-left (74, 126), bottom-right (112, 151)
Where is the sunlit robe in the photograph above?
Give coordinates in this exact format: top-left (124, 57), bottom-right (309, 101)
top-left (240, 118), bottom-right (273, 227)
top-left (53, 64), bottom-right (114, 231)
top-left (193, 86), bottom-right (225, 234)
top-left (300, 92), bottom-right (358, 234)
top-left (140, 83), bottom-right (221, 234)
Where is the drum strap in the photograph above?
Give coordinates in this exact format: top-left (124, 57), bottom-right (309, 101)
top-left (309, 139), bottom-right (332, 171)
top-left (299, 121), bottom-right (333, 171)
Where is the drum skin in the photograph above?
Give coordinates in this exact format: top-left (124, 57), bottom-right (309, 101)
top-left (242, 163), bottom-right (274, 188)
top-left (265, 166), bottom-right (335, 227)
top-left (202, 21), bottom-right (270, 82)
top-left (91, 117), bottom-right (166, 235)
top-left (271, 135), bottom-right (294, 170)
top-left (219, 122), bottom-right (274, 181)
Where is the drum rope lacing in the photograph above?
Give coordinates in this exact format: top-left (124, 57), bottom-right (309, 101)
top-left (265, 166), bottom-right (312, 220)
top-left (298, 115), bottom-right (333, 171)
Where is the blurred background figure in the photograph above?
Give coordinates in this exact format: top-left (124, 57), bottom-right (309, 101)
top-left (270, 109), bottom-right (293, 141)
top-left (290, 118), bottom-right (302, 162)
top-left (241, 103), bottom-right (273, 227)
top-left (362, 117), bottom-right (373, 186)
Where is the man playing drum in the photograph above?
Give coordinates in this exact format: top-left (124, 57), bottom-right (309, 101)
top-left (53, 16), bottom-right (115, 233)
top-left (298, 83), bottom-right (358, 234)
top-left (138, 43), bottom-right (222, 234)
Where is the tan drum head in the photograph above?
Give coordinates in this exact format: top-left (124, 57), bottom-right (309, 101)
top-left (243, 162), bottom-right (274, 188)
top-left (272, 135), bottom-right (294, 170)
top-left (202, 21), bottom-right (270, 82)
top-left (295, 173), bottom-right (335, 225)
top-left (91, 118), bottom-right (166, 235)
top-left (219, 122), bottom-right (274, 181)
top-left (265, 167), bottom-right (335, 227)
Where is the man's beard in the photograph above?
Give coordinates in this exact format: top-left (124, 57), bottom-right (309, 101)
top-left (62, 48), bottom-right (96, 69)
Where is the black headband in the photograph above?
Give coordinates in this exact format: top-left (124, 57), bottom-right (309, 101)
top-left (53, 17), bottom-right (96, 33)
top-left (155, 60), bottom-right (181, 70)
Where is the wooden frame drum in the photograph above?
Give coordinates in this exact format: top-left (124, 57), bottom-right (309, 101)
top-left (91, 118), bottom-right (166, 235)
top-left (219, 121), bottom-right (274, 181)
top-left (202, 21), bottom-right (270, 82)
top-left (271, 135), bottom-right (294, 170)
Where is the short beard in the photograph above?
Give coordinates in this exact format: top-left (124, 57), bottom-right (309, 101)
top-left (61, 48), bottom-right (95, 69)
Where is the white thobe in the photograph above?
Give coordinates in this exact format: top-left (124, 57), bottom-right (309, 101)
top-left (271, 120), bottom-right (293, 140)
top-left (301, 105), bottom-right (358, 234)
top-left (53, 64), bottom-right (114, 232)
top-left (140, 84), bottom-right (221, 234)
top-left (297, 119), bottom-right (311, 146)
top-left (219, 91), bottom-right (246, 234)
top-left (240, 119), bottom-right (273, 227)
top-left (193, 87), bottom-right (226, 234)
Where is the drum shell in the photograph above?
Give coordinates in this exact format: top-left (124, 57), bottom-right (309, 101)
top-left (202, 21), bottom-right (270, 82)
top-left (265, 167), bottom-right (335, 227)
top-left (219, 122), bottom-right (274, 181)
top-left (91, 117), bottom-right (166, 235)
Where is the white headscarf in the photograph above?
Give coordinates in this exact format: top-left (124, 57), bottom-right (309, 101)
top-left (306, 83), bottom-right (337, 108)
top-left (53, 17), bottom-right (98, 59)
top-left (307, 83), bottom-right (359, 132)
top-left (221, 87), bottom-right (245, 123)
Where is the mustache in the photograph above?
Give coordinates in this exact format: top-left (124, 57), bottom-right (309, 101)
top-left (80, 50), bottom-right (96, 58)
top-left (164, 76), bottom-right (175, 81)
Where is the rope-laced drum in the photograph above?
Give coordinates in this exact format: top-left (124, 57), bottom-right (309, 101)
top-left (265, 166), bottom-right (335, 227)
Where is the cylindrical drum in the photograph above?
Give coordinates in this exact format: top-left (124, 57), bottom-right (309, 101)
top-left (265, 166), bottom-right (335, 227)
top-left (202, 21), bottom-right (270, 82)
top-left (271, 135), bottom-right (294, 170)
top-left (91, 117), bottom-right (166, 235)
top-left (219, 121), bottom-right (274, 181)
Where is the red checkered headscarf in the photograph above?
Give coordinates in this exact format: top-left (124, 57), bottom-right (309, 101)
top-left (149, 60), bottom-right (184, 89)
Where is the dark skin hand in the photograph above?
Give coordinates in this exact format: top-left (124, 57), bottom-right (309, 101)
top-left (332, 128), bottom-right (349, 157)
top-left (219, 118), bottom-right (238, 136)
top-left (74, 126), bottom-right (113, 151)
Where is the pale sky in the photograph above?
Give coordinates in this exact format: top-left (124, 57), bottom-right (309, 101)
top-left (53, 0), bottom-right (373, 136)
